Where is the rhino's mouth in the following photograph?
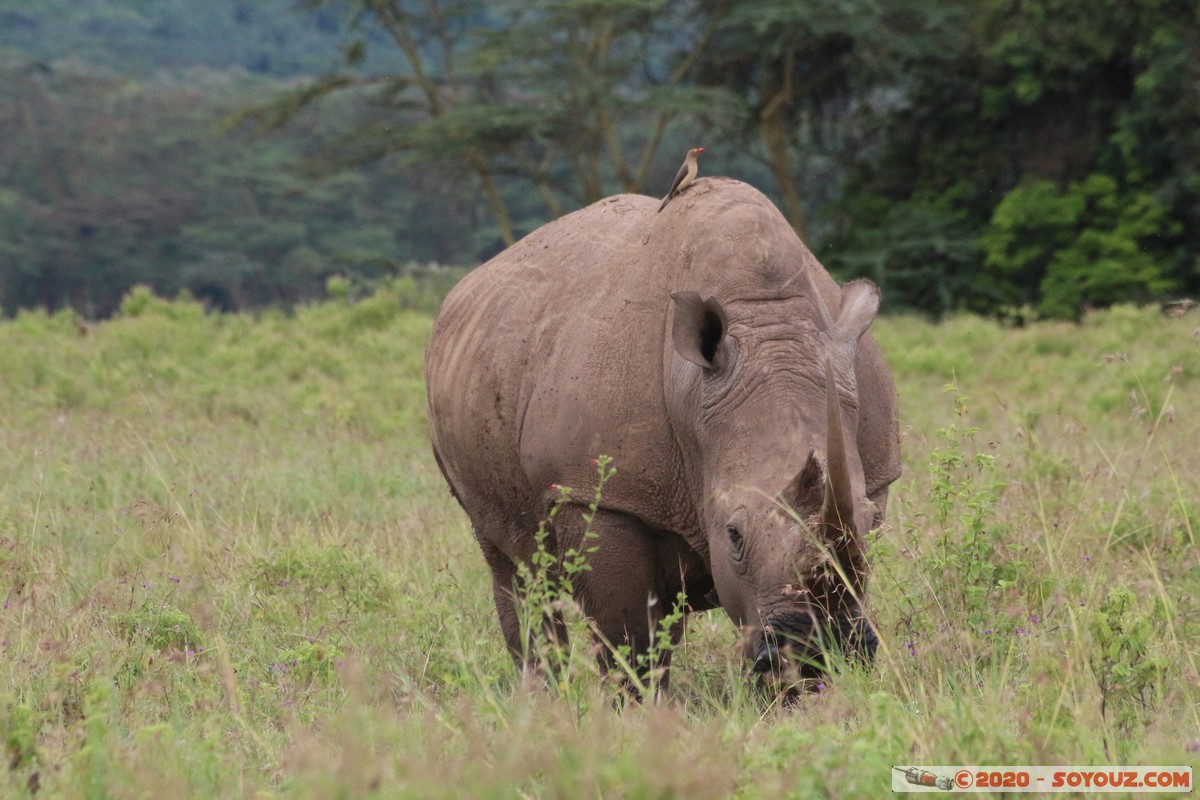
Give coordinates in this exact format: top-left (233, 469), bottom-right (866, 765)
top-left (750, 611), bottom-right (878, 688)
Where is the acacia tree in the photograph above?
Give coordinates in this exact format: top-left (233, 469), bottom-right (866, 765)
top-left (252, 0), bottom-right (720, 246)
top-left (471, 0), bottom-right (726, 214)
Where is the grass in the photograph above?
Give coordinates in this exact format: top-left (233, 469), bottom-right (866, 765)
top-left (1, 289), bottom-right (1198, 797)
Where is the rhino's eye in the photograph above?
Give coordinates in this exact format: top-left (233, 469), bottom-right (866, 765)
top-left (727, 524), bottom-right (744, 559)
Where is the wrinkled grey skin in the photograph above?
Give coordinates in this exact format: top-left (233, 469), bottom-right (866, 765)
top-left (425, 178), bottom-right (901, 689)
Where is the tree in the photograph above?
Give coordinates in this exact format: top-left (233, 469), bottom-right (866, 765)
top-left (832, 0), bottom-right (1200, 317)
top-left (0, 59), bottom-right (457, 317)
top-left (981, 175), bottom-right (1178, 319)
top-left (246, 0), bottom-right (720, 248)
top-left (693, 0), bottom-right (954, 242)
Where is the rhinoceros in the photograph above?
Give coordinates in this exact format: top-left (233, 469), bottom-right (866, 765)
top-left (424, 177), bottom-right (900, 690)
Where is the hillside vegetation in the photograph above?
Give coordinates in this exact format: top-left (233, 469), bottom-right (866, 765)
top-left (0, 0), bottom-right (387, 77)
top-left (3, 0), bottom-right (1198, 319)
top-left (1, 291), bottom-right (1197, 797)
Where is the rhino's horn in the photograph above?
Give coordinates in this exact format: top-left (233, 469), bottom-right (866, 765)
top-left (820, 358), bottom-right (859, 543)
top-left (817, 281), bottom-right (878, 547)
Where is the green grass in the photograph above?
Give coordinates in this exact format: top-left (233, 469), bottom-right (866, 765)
top-left (1, 291), bottom-right (1198, 797)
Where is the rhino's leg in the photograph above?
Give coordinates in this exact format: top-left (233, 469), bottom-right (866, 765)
top-left (479, 536), bottom-right (569, 685)
top-left (478, 538), bottom-right (524, 660)
top-left (553, 506), bottom-right (683, 697)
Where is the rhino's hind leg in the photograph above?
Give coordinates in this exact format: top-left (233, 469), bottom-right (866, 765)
top-left (552, 506), bottom-right (683, 697)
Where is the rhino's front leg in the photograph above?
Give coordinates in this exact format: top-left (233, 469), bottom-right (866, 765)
top-left (553, 506), bottom-right (682, 696)
top-left (477, 537), bottom-right (569, 686)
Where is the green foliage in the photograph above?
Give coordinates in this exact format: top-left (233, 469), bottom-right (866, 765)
top-left (2, 700), bottom-right (37, 771)
top-left (833, 0), bottom-right (1200, 316)
top-left (271, 639), bottom-right (343, 688)
top-left (514, 459), bottom-right (612, 700)
top-left (826, 197), bottom-right (982, 319)
top-left (632, 589), bottom-right (689, 695)
top-left (982, 175), bottom-right (1179, 319)
top-left (920, 385), bottom-right (1020, 631)
top-left (324, 274), bottom-right (350, 301)
top-left (0, 59), bottom-right (475, 318)
top-left (0, 0), bottom-right (397, 78)
top-left (1088, 586), bottom-right (1167, 761)
top-left (5, 0), bottom-right (1197, 319)
top-left (254, 0), bottom-right (720, 252)
top-left (119, 284), bottom-right (207, 320)
top-left (256, 545), bottom-right (393, 614)
top-left (114, 605), bottom-right (202, 652)
top-left (697, 0), bottom-right (955, 240)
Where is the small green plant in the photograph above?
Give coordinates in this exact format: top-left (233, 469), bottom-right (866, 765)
top-left (2, 699), bottom-right (36, 774)
top-left (113, 604), bottom-right (202, 652)
top-left (516, 454), bottom-right (687, 702)
top-left (612, 589), bottom-right (688, 701)
top-left (922, 384), bottom-right (1020, 631)
top-left (270, 639), bottom-right (342, 688)
top-left (514, 456), bottom-right (615, 698)
top-left (1088, 585), bottom-right (1166, 761)
top-left (70, 680), bottom-right (115, 796)
top-left (255, 545), bottom-right (393, 614)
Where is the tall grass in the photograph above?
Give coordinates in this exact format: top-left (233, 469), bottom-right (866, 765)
top-left (1, 290), bottom-right (1197, 797)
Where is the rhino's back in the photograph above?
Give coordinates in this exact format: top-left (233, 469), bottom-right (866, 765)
top-left (425, 194), bottom-right (683, 542)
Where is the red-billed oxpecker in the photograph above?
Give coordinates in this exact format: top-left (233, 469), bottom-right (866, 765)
top-left (658, 147), bottom-right (704, 212)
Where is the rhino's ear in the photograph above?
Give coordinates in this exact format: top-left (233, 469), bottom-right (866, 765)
top-left (783, 450), bottom-right (826, 513)
top-left (671, 291), bottom-right (728, 369)
top-left (829, 280), bottom-right (880, 345)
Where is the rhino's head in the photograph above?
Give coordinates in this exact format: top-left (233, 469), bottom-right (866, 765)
top-left (667, 277), bottom-right (882, 688)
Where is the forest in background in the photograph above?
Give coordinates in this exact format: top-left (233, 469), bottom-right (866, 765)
top-left (1, 0), bottom-right (1197, 319)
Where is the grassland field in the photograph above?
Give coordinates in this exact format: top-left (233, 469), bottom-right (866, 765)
top-left (1, 283), bottom-right (1198, 798)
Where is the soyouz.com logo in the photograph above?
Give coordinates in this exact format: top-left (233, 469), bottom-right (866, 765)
top-left (892, 765), bottom-right (1193, 793)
